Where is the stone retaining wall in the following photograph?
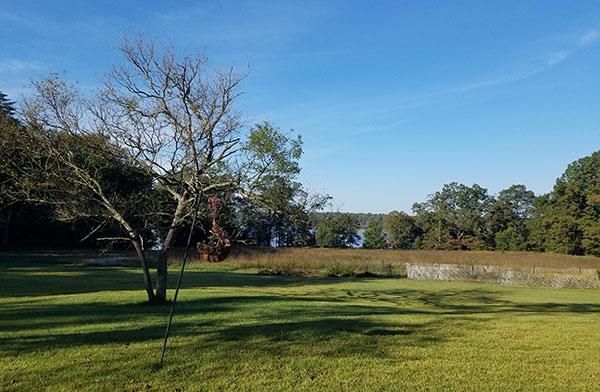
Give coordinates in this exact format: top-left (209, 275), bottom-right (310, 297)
top-left (405, 263), bottom-right (600, 288)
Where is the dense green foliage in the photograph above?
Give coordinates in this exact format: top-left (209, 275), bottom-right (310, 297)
top-left (383, 210), bottom-right (421, 249)
top-left (402, 153), bottom-right (599, 255)
top-left (315, 213), bottom-right (360, 248)
top-left (312, 212), bottom-right (384, 228)
top-left (412, 183), bottom-right (491, 250)
top-left (310, 151), bottom-right (598, 256)
top-left (487, 185), bottom-right (535, 251)
top-left (362, 219), bottom-right (387, 249)
top-left (2, 255), bottom-right (600, 391)
top-left (528, 151), bottom-right (600, 256)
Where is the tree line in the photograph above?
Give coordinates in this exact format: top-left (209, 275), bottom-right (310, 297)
top-left (315, 155), bottom-right (599, 257)
top-left (311, 212), bottom-right (385, 228)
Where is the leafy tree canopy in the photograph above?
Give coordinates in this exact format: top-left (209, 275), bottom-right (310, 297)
top-left (316, 213), bottom-right (359, 248)
top-left (363, 219), bottom-right (387, 249)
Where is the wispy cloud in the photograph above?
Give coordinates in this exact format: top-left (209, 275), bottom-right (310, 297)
top-left (579, 29), bottom-right (600, 46)
top-left (271, 25), bottom-right (600, 145)
top-left (546, 50), bottom-right (569, 66)
top-left (445, 27), bottom-right (600, 95)
top-left (348, 118), bottom-right (411, 137)
top-left (0, 58), bottom-right (42, 73)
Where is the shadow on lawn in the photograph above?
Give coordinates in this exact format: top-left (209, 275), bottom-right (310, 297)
top-left (2, 278), bottom-right (600, 358)
top-left (0, 265), bottom-right (347, 297)
top-left (0, 294), bottom-right (454, 358)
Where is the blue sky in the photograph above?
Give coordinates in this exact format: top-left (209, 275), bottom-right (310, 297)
top-left (1, 1), bottom-right (599, 213)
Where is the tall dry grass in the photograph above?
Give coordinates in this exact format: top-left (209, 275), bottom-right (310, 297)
top-left (205, 247), bottom-right (600, 277)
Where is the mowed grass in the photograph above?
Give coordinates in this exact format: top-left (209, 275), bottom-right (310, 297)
top-left (1, 253), bottom-right (600, 391)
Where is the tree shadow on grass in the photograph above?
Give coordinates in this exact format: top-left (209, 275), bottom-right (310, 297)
top-left (0, 266), bottom-right (349, 298)
top-left (331, 287), bottom-right (600, 315)
top-left (0, 300), bottom-right (453, 359)
top-left (2, 283), bottom-right (600, 359)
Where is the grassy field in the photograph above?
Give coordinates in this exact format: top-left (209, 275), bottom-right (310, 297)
top-left (229, 248), bottom-right (600, 276)
top-left (1, 252), bottom-right (600, 391)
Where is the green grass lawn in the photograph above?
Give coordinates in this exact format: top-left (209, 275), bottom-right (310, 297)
top-left (1, 255), bottom-right (600, 391)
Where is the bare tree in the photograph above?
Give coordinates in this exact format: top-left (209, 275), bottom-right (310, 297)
top-left (22, 38), bottom-right (248, 303)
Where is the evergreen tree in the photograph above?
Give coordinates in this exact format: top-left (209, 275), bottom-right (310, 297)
top-left (0, 91), bottom-right (16, 120)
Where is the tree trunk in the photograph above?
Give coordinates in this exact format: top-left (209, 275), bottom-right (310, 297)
top-left (131, 237), bottom-right (156, 303)
top-left (156, 197), bottom-right (187, 302)
top-left (267, 215), bottom-right (273, 247)
top-left (157, 230), bottom-right (176, 303)
top-left (155, 249), bottom-right (169, 303)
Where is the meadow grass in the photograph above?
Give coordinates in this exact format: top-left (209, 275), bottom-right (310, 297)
top-left (226, 247), bottom-right (600, 276)
top-left (1, 252), bottom-right (600, 391)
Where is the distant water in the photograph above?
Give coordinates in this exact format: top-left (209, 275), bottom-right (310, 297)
top-left (270, 229), bottom-right (365, 248)
top-left (354, 230), bottom-right (364, 248)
